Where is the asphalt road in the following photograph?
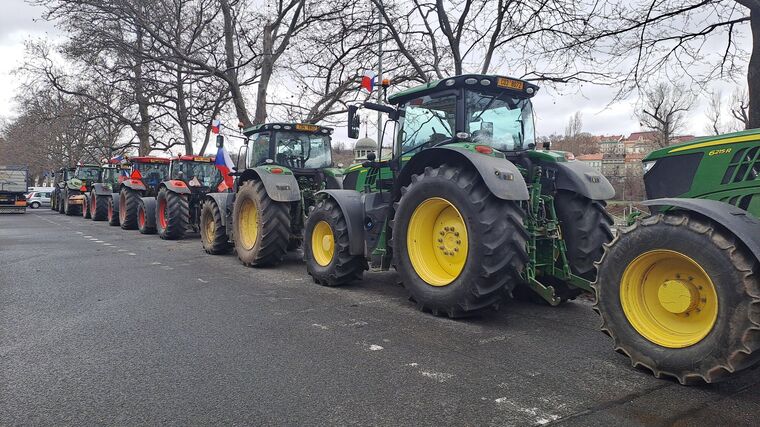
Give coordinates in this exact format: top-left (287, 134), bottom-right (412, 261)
top-left (1, 209), bottom-right (759, 426)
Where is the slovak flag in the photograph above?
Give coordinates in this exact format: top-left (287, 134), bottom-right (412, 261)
top-left (211, 117), bottom-right (222, 134)
top-left (361, 70), bottom-right (376, 92)
top-left (215, 145), bottom-right (235, 191)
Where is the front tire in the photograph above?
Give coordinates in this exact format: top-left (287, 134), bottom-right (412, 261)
top-left (594, 212), bottom-right (760, 384)
top-left (393, 164), bottom-right (529, 317)
top-left (64, 191), bottom-right (80, 216)
top-left (304, 198), bottom-right (365, 286)
top-left (91, 192), bottom-right (108, 221)
top-left (119, 188), bottom-right (140, 230)
top-left (232, 180), bottom-right (290, 267)
top-left (107, 196), bottom-right (120, 226)
top-left (137, 198), bottom-right (157, 234)
top-left (200, 199), bottom-right (232, 254)
top-left (82, 195), bottom-right (91, 219)
top-left (156, 187), bottom-right (189, 240)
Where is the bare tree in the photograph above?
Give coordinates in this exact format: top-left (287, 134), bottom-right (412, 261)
top-left (637, 84), bottom-right (695, 148)
top-left (705, 91), bottom-right (726, 135)
top-left (732, 86), bottom-right (751, 129)
top-left (564, 111), bottom-right (583, 139)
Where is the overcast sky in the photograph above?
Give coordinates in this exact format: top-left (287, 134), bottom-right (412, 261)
top-left (0, 0), bottom-right (750, 143)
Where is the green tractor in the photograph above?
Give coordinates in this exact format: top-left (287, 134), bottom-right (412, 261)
top-left (594, 128), bottom-right (760, 384)
top-left (200, 123), bottom-right (344, 265)
top-left (303, 74), bottom-right (615, 317)
top-left (86, 158), bottom-right (128, 222)
top-left (58, 164), bottom-right (101, 216)
top-left (50, 167), bottom-right (72, 213)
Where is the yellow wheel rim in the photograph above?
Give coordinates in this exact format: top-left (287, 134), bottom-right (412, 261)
top-left (204, 213), bottom-right (216, 245)
top-left (311, 221), bottom-right (335, 267)
top-left (407, 197), bottom-right (468, 286)
top-left (238, 198), bottom-right (259, 250)
top-left (620, 249), bottom-right (718, 348)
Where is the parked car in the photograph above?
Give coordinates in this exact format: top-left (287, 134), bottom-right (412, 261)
top-left (27, 191), bottom-right (52, 208)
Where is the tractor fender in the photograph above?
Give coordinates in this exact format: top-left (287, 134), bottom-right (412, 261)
top-left (203, 192), bottom-right (234, 228)
top-left (141, 197), bottom-right (157, 229)
top-left (121, 179), bottom-right (147, 192)
top-left (316, 189), bottom-right (365, 255)
top-left (394, 147), bottom-right (529, 200)
top-left (92, 183), bottom-right (113, 196)
top-left (161, 180), bottom-right (191, 195)
top-left (238, 167), bottom-right (300, 202)
top-left (643, 198), bottom-right (760, 263)
top-left (547, 161), bottom-right (615, 200)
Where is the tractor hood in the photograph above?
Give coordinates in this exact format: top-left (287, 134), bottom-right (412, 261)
top-left (645, 129), bottom-right (760, 161)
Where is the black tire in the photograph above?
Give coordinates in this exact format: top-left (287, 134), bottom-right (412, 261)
top-left (156, 187), bottom-right (189, 240)
top-left (119, 188), bottom-right (140, 230)
top-left (137, 198), bottom-right (157, 234)
top-left (57, 192), bottom-right (65, 213)
top-left (91, 192), bottom-right (108, 221)
top-left (106, 196), bottom-right (120, 226)
top-left (304, 198), bottom-right (366, 286)
top-left (232, 180), bottom-right (290, 267)
top-left (200, 199), bottom-right (232, 254)
top-left (392, 164), bottom-right (529, 318)
top-left (64, 191), bottom-right (80, 216)
top-left (594, 212), bottom-right (760, 384)
top-left (82, 195), bottom-right (91, 219)
top-left (30, 201), bottom-right (40, 209)
top-left (50, 193), bottom-right (57, 211)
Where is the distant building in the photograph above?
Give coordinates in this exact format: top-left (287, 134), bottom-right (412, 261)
top-left (353, 137), bottom-right (392, 161)
top-left (576, 153), bottom-right (603, 173)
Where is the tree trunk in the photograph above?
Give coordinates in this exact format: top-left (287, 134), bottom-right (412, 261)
top-left (749, 9), bottom-right (760, 129)
top-left (220, 0), bottom-right (253, 130)
top-left (255, 22), bottom-right (274, 125)
top-left (176, 68), bottom-right (193, 154)
top-left (134, 27), bottom-right (151, 156)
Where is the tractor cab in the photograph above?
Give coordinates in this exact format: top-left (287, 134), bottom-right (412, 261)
top-left (168, 155), bottom-right (222, 192)
top-left (70, 164), bottom-right (102, 191)
top-left (242, 123), bottom-right (343, 191)
top-left (126, 157), bottom-right (171, 196)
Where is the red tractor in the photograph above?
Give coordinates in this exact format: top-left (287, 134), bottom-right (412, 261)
top-left (149, 155), bottom-right (226, 239)
top-left (113, 157), bottom-right (171, 231)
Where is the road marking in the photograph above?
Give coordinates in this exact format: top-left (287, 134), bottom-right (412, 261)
top-left (197, 278), bottom-right (208, 283)
top-left (103, 243), bottom-right (113, 246)
top-left (83, 235), bottom-right (92, 238)
top-left (95, 240), bottom-right (104, 243)
top-left (151, 262), bottom-right (162, 265)
top-left (368, 344), bottom-right (384, 351)
top-left (76, 231), bottom-right (83, 234)
top-left (419, 370), bottom-right (453, 382)
top-left (117, 249), bottom-right (127, 252)
top-left (312, 323), bottom-right (329, 330)
top-left (128, 252), bottom-right (136, 256)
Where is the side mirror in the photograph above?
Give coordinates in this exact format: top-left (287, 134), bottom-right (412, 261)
top-left (366, 151), bottom-right (376, 161)
top-left (348, 105), bottom-right (360, 139)
top-left (216, 135), bottom-right (224, 148)
top-left (542, 140), bottom-right (551, 150)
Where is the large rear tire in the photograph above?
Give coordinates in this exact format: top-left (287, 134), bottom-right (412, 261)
top-left (91, 192), bottom-right (108, 221)
top-left (156, 187), bottom-right (189, 240)
top-left (232, 180), bottom-right (290, 267)
top-left (200, 199), bottom-right (232, 254)
top-left (392, 164), bottom-right (528, 318)
top-left (304, 198), bottom-right (366, 286)
top-left (594, 212), bottom-right (760, 384)
top-left (119, 188), bottom-right (140, 230)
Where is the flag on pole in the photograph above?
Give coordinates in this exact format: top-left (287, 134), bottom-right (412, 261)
top-left (215, 145), bottom-right (235, 191)
top-left (211, 117), bottom-right (222, 134)
top-left (361, 70), bottom-right (376, 93)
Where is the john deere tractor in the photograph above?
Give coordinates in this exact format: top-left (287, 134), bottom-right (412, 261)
top-left (57, 164), bottom-right (101, 216)
top-left (303, 74), bottom-right (615, 318)
top-left (594, 128), bottom-right (760, 384)
top-left (149, 155), bottom-right (225, 239)
top-left (87, 159), bottom-right (129, 222)
top-left (200, 123), bottom-right (344, 264)
top-left (114, 157), bottom-right (170, 230)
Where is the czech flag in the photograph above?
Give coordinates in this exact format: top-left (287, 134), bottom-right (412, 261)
top-left (215, 145), bottom-right (235, 191)
top-left (211, 117), bottom-right (221, 134)
top-left (361, 70), bottom-right (376, 93)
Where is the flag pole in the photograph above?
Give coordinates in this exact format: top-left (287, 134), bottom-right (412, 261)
top-left (375, 4), bottom-right (383, 159)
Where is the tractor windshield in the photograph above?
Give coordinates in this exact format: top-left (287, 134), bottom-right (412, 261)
top-left (273, 131), bottom-right (332, 169)
top-left (465, 90), bottom-right (534, 151)
top-left (397, 94), bottom-right (456, 155)
top-left (133, 162), bottom-right (170, 187)
top-left (175, 161), bottom-right (221, 188)
top-left (74, 166), bottom-right (100, 181)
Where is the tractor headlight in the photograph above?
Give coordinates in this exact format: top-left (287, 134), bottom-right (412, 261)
top-left (642, 160), bottom-right (657, 174)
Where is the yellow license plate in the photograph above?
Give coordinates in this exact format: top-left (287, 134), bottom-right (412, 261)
top-left (296, 124), bottom-right (318, 132)
top-left (497, 78), bottom-right (524, 90)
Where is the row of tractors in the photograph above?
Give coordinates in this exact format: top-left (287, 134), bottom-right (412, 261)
top-left (53, 73), bottom-right (760, 385)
